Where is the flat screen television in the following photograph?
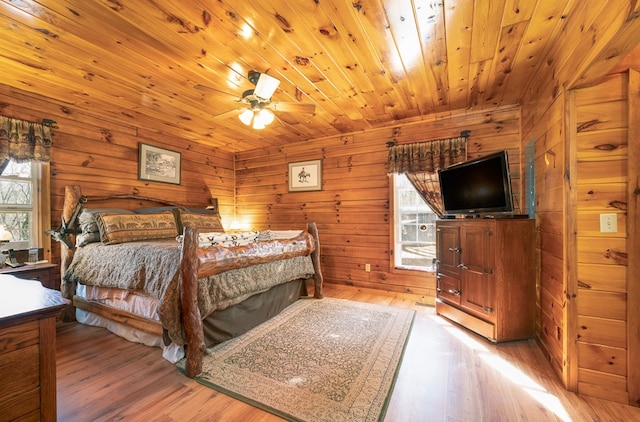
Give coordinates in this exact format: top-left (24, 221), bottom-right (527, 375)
top-left (438, 150), bottom-right (514, 217)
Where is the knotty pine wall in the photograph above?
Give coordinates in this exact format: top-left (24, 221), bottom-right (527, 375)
top-left (573, 73), bottom-right (630, 404)
top-left (522, 66), bottom-right (638, 406)
top-left (526, 90), bottom-right (566, 385)
top-left (0, 83), bottom-right (236, 272)
top-left (235, 105), bottom-right (525, 302)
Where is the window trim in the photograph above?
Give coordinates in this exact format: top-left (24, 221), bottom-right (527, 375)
top-left (0, 160), bottom-right (50, 260)
top-left (390, 173), bottom-right (437, 273)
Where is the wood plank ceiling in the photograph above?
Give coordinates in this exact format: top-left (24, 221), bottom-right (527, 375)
top-left (0, 0), bottom-right (626, 152)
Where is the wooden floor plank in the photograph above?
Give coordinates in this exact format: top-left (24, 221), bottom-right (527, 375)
top-left (56, 284), bottom-right (640, 421)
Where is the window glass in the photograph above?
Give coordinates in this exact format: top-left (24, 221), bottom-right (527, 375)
top-left (0, 159), bottom-right (38, 249)
top-left (393, 173), bottom-right (436, 271)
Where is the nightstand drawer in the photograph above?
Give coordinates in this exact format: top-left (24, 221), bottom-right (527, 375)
top-left (13, 268), bottom-right (51, 285)
top-left (0, 263), bottom-right (58, 290)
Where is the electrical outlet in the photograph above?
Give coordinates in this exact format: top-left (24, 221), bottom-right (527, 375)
top-left (599, 214), bottom-right (618, 233)
top-left (365, 263), bottom-right (371, 272)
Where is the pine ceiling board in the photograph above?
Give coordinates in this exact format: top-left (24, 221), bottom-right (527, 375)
top-left (382, 0), bottom-right (437, 115)
top-left (573, 6), bottom-right (640, 89)
top-left (315, 0), bottom-right (403, 122)
top-left (0, 0), bottom-right (238, 121)
top-left (109, 0), bottom-right (308, 111)
top-left (8, 0), bottom-right (336, 148)
top-left (470, 0), bottom-right (507, 64)
top-left (349, 0), bottom-right (419, 116)
top-left (0, 36), bottom-right (208, 137)
top-left (220, 0), bottom-right (358, 116)
top-left (69, 0), bottom-right (257, 114)
top-left (467, 59), bottom-right (493, 109)
top-left (502, 0), bottom-right (537, 26)
top-left (481, 20), bottom-right (528, 106)
top-left (99, 1), bottom-right (243, 88)
top-left (217, 1), bottom-right (357, 124)
top-left (500, 0), bottom-right (572, 105)
top-left (271, 0), bottom-right (380, 122)
top-left (284, 0), bottom-right (388, 122)
top-left (62, 0), bottom-right (290, 132)
top-left (563, 0), bottom-right (640, 89)
top-left (414, 0), bottom-right (449, 109)
top-left (1, 0), bottom-right (637, 152)
top-left (444, 0), bottom-right (474, 111)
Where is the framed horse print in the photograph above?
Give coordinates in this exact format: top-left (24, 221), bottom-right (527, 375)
top-left (288, 159), bottom-right (322, 192)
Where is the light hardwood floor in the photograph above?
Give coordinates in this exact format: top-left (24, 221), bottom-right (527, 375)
top-left (56, 284), bottom-right (640, 421)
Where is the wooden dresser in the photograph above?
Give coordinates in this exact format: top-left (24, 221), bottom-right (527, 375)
top-left (0, 275), bottom-right (67, 421)
top-left (435, 218), bottom-right (536, 342)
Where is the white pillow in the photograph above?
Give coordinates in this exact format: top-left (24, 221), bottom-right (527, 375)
top-left (197, 231), bottom-right (259, 248)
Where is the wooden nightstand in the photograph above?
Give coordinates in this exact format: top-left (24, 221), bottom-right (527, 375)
top-left (0, 263), bottom-right (58, 290)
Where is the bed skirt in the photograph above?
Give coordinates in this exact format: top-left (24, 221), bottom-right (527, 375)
top-left (75, 278), bottom-right (309, 361)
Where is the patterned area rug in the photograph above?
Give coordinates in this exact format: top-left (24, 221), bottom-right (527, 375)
top-left (180, 297), bottom-right (415, 422)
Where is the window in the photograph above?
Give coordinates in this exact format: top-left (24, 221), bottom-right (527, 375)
top-left (0, 159), bottom-right (42, 250)
top-left (393, 173), bottom-right (437, 271)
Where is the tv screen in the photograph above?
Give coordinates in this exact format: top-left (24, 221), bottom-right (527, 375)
top-left (438, 150), bottom-right (514, 216)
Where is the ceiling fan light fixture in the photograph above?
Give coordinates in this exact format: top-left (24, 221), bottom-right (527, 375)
top-left (257, 108), bottom-right (275, 125)
top-left (252, 117), bottom-right (266, 130)
top-left (254, 73), bottom-right (280, 100)
top-left (238, 109), bottom-right (254, 125)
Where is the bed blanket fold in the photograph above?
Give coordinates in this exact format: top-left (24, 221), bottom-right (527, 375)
top-left (63, 235), bottom-right (316, 345)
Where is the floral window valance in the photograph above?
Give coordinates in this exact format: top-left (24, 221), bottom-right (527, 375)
top-left (0, 115), bottom-right (52, 165)
top-left (387, 135), bottom-right (467, 217)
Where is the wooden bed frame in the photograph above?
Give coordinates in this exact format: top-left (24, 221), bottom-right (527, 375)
top-left (54, 185), bottom-right (324, 377)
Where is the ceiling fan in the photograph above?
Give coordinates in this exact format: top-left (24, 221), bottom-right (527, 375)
top-left (203, 70), bottom-right (316, 129)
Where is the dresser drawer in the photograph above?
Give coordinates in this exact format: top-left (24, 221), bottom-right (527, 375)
top-left (0, 344), bottom-right (40, 419)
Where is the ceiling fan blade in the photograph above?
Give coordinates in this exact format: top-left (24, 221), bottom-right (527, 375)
top-left (194, 83), bottom-right (225, 94)
top-left (211, 107), bottom-right (244, 119)
top-left (254, 73), bottom-right (280, 99)
top-left (269, 102), bottom-right (316, 114)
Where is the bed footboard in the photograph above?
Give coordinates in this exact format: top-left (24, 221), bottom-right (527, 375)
top-left (179, 226), bottom-right (206, 378)
top-left (179, 222), bottom-right (324, 377)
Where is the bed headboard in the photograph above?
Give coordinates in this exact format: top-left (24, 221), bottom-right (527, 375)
top-left (50, 185), bottom-right (220, 318)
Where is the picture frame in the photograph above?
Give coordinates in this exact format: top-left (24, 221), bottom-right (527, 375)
top-left (138, 143), bottom-right (181, 185)
top-left (288, 159), bottom-right (322, 192)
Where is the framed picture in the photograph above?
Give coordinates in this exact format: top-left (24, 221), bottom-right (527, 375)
top-left (288, 159), bottom-right (322, 192)
top-left (138, 143), bottom-right (181, 185)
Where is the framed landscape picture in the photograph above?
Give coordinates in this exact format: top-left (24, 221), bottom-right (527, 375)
top-left (288, 159), bottom-right (322, 192)
top-left (138, 143), bottom-right (181, 185)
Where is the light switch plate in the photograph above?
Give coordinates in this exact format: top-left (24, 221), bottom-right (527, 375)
top-left (599, 214), bottom-right (618, 233)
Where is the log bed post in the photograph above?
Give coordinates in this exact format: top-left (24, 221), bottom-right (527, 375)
top-left (179, 226), bottom-right (206, 378)
top-left (307, 222), bottom-right (323, 299)
top-left (59, 185), bottom-right (83, 321)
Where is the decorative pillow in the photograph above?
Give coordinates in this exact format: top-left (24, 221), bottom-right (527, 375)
top-left (134, 206), bottom-right (181, 215)
top-left (76, 208), bottom-right (134, 247)
top-left (179, 210), bottom-right (225, 233)
top-left (96, 211), bottom-right (179, 245)
top-left (198, 231), bottom-right (259, 248)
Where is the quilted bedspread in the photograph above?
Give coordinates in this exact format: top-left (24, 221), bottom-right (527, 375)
top-left (63, 235), bottom-right (315, 344)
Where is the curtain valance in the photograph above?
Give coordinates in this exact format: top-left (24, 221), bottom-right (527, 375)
top-left (387, 136), bottom-right (467, 174)
top-left (0, 115), bottom-right (52, 164)
top-left (387, 136), bottom-right (467, 217)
